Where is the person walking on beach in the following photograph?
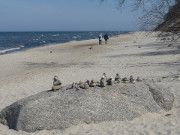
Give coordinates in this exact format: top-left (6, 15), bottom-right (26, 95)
top-left (104, 33), bottom-right (109, 44)
top-left (99, 33), bottom-right (103, 45)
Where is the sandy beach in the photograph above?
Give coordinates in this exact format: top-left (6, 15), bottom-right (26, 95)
top-left (0, 31), bottom-right (180, 135)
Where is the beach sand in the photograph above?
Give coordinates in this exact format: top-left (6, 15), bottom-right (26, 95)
top-left (0, 31), bottom-right (180, 135)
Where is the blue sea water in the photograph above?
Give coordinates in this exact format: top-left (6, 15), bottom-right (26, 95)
top-left (0, 31), bottom-right (129, 55)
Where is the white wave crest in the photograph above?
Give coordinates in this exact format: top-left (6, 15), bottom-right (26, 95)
top-left (0, 46), bottom-right (24, 54)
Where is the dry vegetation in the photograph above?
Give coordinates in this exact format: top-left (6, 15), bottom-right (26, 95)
top-left (100, 0), bottom-right (180, 34)
top-left (156, 0), bottom-right (180, 34)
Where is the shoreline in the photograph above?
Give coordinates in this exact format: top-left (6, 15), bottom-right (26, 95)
top-left (0, 31), bottom-right (180, 135)
top-left (0, 31), bottom-right (129, 55)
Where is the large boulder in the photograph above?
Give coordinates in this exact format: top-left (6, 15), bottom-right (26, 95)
top-left (0, 82), bottom-right (174, 132)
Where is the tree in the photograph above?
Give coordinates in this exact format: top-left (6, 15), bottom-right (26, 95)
top-left (100, 0), bottom-right (175, 8)
top-left (157, 0), bottom-right (180, 33)
top-left (100, 0), bottom-right (176, 30)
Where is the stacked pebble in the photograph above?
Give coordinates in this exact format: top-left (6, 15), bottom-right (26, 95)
top-left (52, 74), bottom-right (143, 91)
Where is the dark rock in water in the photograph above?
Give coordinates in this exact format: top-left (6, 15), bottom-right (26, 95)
top-left (0, 82), bottom-right (174, 133)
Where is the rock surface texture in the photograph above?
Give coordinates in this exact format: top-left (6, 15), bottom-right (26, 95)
top-left (0, 81), bottom-right (174, 132)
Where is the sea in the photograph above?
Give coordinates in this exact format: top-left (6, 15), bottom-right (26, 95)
top-left (0, 31), bottom-right (129, 55)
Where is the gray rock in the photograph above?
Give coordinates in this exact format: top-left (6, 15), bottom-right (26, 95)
top-left (115, 73), bottom-right (121, 83)
top-left (100, 77), bottom-right (106, 87)
top-left (0, 82), bottom-right (174, 132)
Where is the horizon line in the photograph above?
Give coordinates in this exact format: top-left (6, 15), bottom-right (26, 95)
top-left (0, 30), bottom-right (136, 33)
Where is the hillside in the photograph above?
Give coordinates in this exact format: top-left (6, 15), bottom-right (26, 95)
top-left (155, 1), bottom-right (180, 33)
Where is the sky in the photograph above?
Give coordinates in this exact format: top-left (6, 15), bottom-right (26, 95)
top-left (0, 0), bottom-right (139, 31)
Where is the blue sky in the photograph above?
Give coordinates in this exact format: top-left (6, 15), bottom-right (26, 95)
top-left (0, 0), bottom-right (138, 31)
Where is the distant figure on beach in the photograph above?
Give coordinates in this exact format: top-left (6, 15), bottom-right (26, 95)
top-left (104, 33), bottom-right (109, 44)
top-left (52, 76), bottom-right (62, 92)
top-left (99, 34), bottom-right (103, 45)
